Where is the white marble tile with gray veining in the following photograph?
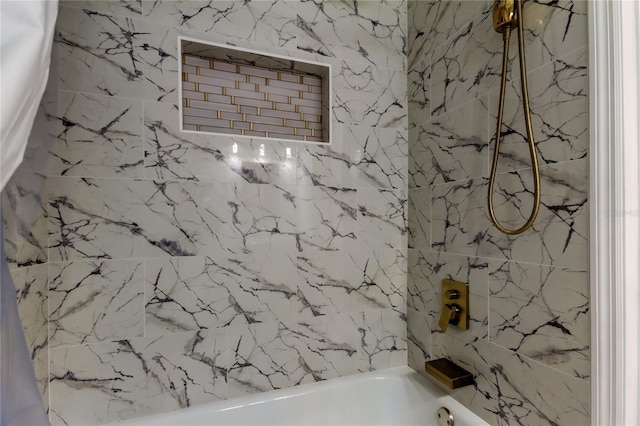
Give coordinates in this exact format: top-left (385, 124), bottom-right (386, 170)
top-left (432, 335), bottom-right (589, 426)
top-left (297, 0), bottom-right (406, 70)
top-left (353, 309), bottom-right (407, 372)
top-left (489, 47), bottom-right (588, 173)
top-left (51, 92), bottom-right (143, 178)
top-left (58, 6), bottom-right (178, 102)
top-left (12, 264), bottom-right (49, 406)
top-left (410, 97), bottom-right (489, 186)
top-left (227, 316), bottom-right (359, 397)
top-left (406, 307), bottom-right (431, 373)
top-left (144, 102), bottom-right (297, 185)
top-left (297, 248), bottom-right (406, 317)
top-left (407, 60), bottom-right (430, 126)
top-left (145, 252), bottom-right (298, 335)
top-left (359, 65), bottom-right (408, 128)
top-left (489, 260), bottom-right (589, 379)
top-left (1, 168), bottom-right (48, 268)
top-left (61, 0), bottom-right (143, 18)
top-left (408, 0), bottom-right (490, 69)
top-left (49, 330), bottom-right (228, 426)
top-left (296, 250), bottom-right (360, 318)
top-left (350, 126), bottom-right (408, 189)
top-left (49, 259), bottom-right (144, 347)
top-left (330, 59), bottom-right (407, 128)
top-left (296, 185), bottom-right (357, 252)
top-left (430, 11), bottom-right (502, 115)
top-left (357, 188), bottom-right (407, 250)
top-left (296, 127), bottom-right (359, 188)
top-left (509, 0), bottom-right (588, 74)
top-left (48, 177), bottom-right (297, 261)
top-left (431, 158), bottom-right (588, 268)
top-left (352, 249), bottom-right (407, 313)
top-left (408, 187), bottom-right (431, 250)
top-left (143, 0), bottom-right (298, 50)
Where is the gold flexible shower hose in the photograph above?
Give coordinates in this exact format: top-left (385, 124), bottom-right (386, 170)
top-left (488, 0), bottom-right (540, 235)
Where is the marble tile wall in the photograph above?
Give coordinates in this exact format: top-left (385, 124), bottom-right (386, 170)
top-left (47, 1), bottom-right (408, 424)
top-left (406, 1), bottom-right (590, 424)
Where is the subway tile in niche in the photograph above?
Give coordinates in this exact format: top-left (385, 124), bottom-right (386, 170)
top-left (57, 6), bottom-right (178, 102)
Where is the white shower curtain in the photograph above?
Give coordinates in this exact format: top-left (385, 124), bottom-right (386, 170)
top-left (1, 0), bottom-right (57, 191)
top-left (0, 1), bottom-right (58, 425)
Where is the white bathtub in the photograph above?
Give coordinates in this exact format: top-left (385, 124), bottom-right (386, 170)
top-left (111, 366), bottom-right (488, 426)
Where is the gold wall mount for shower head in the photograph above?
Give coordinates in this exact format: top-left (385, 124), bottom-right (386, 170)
top-left (493, 0), bottom-right (517, 33)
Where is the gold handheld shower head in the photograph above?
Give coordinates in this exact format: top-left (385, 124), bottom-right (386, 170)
top-left (493, 0), bottom-right (517, 33)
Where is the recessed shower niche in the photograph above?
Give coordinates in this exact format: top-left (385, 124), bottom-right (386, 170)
top-left (179, 37), bottom-right (331, 144)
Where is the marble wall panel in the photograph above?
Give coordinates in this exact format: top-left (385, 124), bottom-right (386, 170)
top-left (406, 0), bottom-right (590, 423)
top-left (48, 0), bottom-right (409, 423)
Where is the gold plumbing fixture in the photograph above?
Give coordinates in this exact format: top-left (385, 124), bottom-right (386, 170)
top-left (488, 0), bottom-right (541, 235)
top-left (425, 358), bottom-right (474, 389)
top-left (437, 279), bottom-right (469, 332)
